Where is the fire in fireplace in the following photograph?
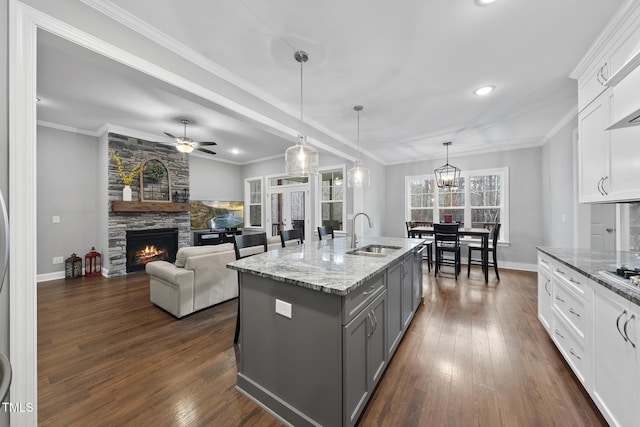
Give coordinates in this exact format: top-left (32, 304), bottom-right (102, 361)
top-left (126, 228), bottom-right (178, 273)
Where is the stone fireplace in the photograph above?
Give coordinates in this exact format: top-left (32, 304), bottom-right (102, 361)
top-left (107, 133), bottom-right (191, 276)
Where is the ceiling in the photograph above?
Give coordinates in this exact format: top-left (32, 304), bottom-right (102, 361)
top-left (36, 0), bottom-right (625, 165)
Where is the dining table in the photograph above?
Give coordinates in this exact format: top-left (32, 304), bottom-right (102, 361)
top-left (409, 225), bottom-right (491, 282)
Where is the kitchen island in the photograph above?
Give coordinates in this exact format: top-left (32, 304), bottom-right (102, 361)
top-left (227, 236), bottom-right (426, 427)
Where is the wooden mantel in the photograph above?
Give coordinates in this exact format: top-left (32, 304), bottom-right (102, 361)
top-left (111, 201), bottom-right (191, 213)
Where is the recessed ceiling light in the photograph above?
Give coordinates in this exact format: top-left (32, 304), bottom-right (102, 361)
top-left (475, 0), bottom-right (496, 6)
top-left (231, 148), bottom-right (240, 155)
top-left (474, 85), bottom-right (495, 96)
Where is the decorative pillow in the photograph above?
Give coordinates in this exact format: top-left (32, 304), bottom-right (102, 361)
top-left (174, 243), bottom-right (234, 267)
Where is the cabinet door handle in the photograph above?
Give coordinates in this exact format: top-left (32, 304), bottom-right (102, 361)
top-left (555, 295), bottom-right (565, 303)
top-left (362, 286), bottom-right (376, 296)
top-left (616, 310), bottom-right (628, 342)
top-left (597, 177), bottom-right (604, 195)
top-left (372, 310), bottom-right (378, 335)
top-left (624, 314), bottom-right (636, 349)
top-left (596, 67), bottom-right (604, 84)
top-left (554, 329), bottom-right (565, 339)
top-left (602, 176), bottom-right (609, 195)
top-left (569, 278), bottom-right (581, 286)
top-left (569, 348), bottom-right (582, 360)
top-left (367, 313), bottom-right (374, 338)
top-left (545, 279), bottom-right (551, 296)
top-left (569, 308), bottom-right (581, 318)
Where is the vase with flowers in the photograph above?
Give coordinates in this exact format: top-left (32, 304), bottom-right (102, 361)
top-left (109, 150), bottom-right (141, 201)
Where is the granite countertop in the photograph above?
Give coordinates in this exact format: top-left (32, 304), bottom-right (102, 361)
top-left (227, 236), bottom-right (425, 296)
top-left (537, 246), bottom-right (640, 306)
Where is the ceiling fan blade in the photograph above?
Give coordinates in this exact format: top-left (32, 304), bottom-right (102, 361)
top-left (164, 132), bottom-right (177, 139)
top-left (155, 141), bottom-right (176, 147)
top-left (197, 148), bottom-right (217, 155)
top-left (196, 141), bottom-right (217, 146)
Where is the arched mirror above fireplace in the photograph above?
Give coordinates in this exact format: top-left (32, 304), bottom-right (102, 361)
top-left (140, 158), bottom-right (172, 202)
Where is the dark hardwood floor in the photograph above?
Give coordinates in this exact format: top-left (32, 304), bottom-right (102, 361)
top-left (38, 265), bottom-right (607, 426)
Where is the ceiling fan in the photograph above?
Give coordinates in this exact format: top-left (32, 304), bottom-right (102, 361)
top-left (163, 119), bottom-right (217, 155)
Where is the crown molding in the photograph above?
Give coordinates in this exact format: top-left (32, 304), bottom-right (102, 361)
top-left (570, 0), bottom-right (640, 79)
top-left (540, 105), bottom-right (579, 144)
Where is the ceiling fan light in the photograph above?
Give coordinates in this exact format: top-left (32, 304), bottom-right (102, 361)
top-left (176, 143), bottom-right (194, 154)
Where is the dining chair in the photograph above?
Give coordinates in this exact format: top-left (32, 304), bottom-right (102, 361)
top-left (280, 228), bottom-right (304, 248)
top-left (233, 232), bottom-right (268, 343)
top-left (317, 225), bottom-right (334, 240)
top-left (433, 223), bottom-right (461, 279)
top-left (406, 221), bottom-right (433, 272)
top-left (467, 223), bottom-right (501, 280)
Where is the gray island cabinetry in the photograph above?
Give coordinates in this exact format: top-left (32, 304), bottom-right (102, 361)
top-left (227, 237), bottom-right (425, 427)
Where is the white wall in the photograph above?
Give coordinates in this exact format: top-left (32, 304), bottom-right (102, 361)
top-left (36, 126), bottom-right (102, 277)
top-left (541, 117), bottom-right (578, 248)
top-left (189, 156), bottom-right (243, 201)
top-left (384, 146), bottom-right (544, 268)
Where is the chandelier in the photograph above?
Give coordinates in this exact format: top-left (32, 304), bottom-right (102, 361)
top-left (434, 141), bottom-right (461, 189)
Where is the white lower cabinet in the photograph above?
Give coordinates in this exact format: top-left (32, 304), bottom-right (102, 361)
top-left (537, 254), bottom-right (553, 333)
top-left (592, 287), bottom-right (640, 427)
top-left (536, 251), bottom-right (640, 426)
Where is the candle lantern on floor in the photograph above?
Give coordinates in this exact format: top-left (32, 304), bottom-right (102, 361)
top-left (65, 253), bottom-right (83, 279)
top-left (84, 246), bottom-right (102, 277)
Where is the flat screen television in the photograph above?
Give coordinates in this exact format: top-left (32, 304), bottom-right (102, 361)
top-left (190, 200), bottom-right (244, 230)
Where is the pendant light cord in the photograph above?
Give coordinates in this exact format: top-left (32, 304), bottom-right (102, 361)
top-left (300, 58), bottom-right (304, 137)
top-left (356, 109), bottom-right (361, 162)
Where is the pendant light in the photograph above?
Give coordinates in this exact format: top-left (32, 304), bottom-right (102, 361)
top-left (347, 105), bottom-right (370, 188)
top-left (285, 51), bottom-right (319, 177)
top-left (434, 141), bottom-right (461, 189)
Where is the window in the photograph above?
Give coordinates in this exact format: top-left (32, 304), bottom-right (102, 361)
top-left (244, 177), bottom-right (263, 228)
top-left (317, 167), bottom-right (345, 232)
top-left (406, 168), bottom-right (508, 241)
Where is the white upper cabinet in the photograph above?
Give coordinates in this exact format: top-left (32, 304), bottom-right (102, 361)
top-left (573, 3), bottom-right (640, 203)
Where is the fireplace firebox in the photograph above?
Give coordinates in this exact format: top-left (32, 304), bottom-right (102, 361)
top-left (126, 228), bottom-right (178, 273)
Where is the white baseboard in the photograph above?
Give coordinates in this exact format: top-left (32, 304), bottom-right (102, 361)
top-left (37, 271), bottom-right (65, 283)
top-left (37, 268), bottom-right (111, 283)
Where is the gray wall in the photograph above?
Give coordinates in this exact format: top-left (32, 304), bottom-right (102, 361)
top-left (384, 146), bottom-right (544, 268)
top-left (189, 156), bottom-right (243, 201)
top-left (0, 0), bottom-right (8, 424)
top-left (542, 117), bottom-right (578, 248)
top-left (36, 126), bottom-right (101, 275)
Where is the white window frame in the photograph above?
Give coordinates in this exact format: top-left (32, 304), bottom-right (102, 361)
top-left (405, 167), bottom-right (509, 243)
top-left (316, 165), bottom-right (347, 235)
top-left (244, 176), bottom-right (264, 229)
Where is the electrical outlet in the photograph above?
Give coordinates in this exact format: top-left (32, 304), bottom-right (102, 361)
top-left (52, 256), bottom-right (63, 265)
top-left (275, 299), bottom-right (292, 319)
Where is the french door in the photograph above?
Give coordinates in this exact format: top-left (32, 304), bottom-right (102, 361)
top-left (266, 181), bottom-right (310, 242)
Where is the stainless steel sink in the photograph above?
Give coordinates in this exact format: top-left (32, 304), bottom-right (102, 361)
top-left (346, 244), bottom-right (402, 257)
